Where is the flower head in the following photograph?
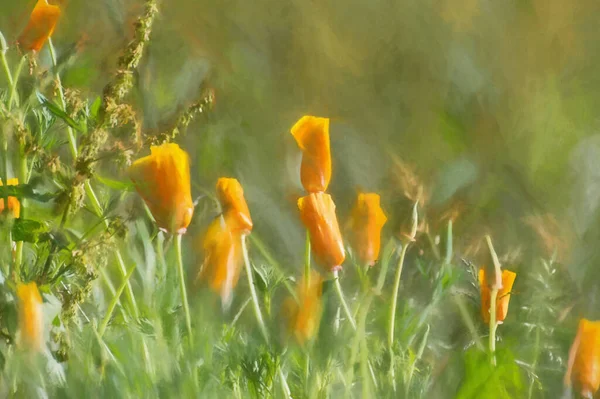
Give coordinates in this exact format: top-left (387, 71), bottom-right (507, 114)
top-left (348, 193), bottom-right (387, 266)
top-left (197, 214), bottom-right (243, 308)
top-left (478, 268), bottom-right (516, 324)
top-left (0, 178), bottom-right (20, 218)
top-left (18, 0), bottom-right (61, 52)
top-left (290, 116), bottom-right (331, 193)
top-left (282, 270), bottom-right (323, 344)
top-left (216, 177), bottom-right (253, 233)
top-left (565, 319), bottom-right (600, 397)
top-left (129, 143), bottom-right (194, 234)
top-left (298, 192), bottom-right (345, 272)
top-left (17, 282), bottom-right (44, 352)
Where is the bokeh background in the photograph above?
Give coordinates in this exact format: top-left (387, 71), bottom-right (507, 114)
top-left (2, 0), bottom-right (600, 396)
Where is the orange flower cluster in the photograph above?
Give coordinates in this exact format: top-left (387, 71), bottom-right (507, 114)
top-left (18, 0), bottom-right (61, 52)
top-left (17, 282), bottom-right (44, 352)
top-left (478, 268), bottom-right (517, 324)
top-left (129, 143), bottom-right (194, 234)
top-left (565, 319), bottom-right (600, 398)
top-left (0, 178), bottom-right (20, 218)
top-left (292, 115), bottom-right (345, 272)
top-left (197, 178), bottom-right (252, 306)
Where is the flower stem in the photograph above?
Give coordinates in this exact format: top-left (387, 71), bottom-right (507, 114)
top-left (489, 288), bottom-right (498, 365)
top-left (175, 234), bottom-right (193, 344)
top-left (241, 234), bottom-right (269, 342)
top-left (333, 270), bottom-right (357, 331)
top-left (304, 230), bottom-right (311, 287)
top-left (8, 55), bottom-right (25, 110)
top-left (48, 39), bottom-right (77, 157)
top-left (388, 242), bottom-right (409, 348)
top-left (98, 264), bottom-right (137, 337)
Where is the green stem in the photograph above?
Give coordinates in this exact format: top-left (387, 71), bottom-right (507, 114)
top-left (444, 220), bottom-right (453, 265)
top-left (0, 33), bottom-right (14, 87)
top-left (175, 234), bottom-right (193, 344)
top-left (98, 264), bottom-right (137, 337)
top-left (48, 39), bottom-right (77, 157)
top-left (454, 295), bottom-right (484, 351)
top-left (333, 270), bottom-right (357, 331)
top-left (8, 55), bottom-right (25, 110)
top-left (241, 234), bottom-right (269, 342)
top-left (489, 288), bottom-right (498, 365)
top-left (304, 230), bottom-right (311, 286)
top-left (405, 324), bottom-right (430, 396)
top-left (388, 242), bottom-right (409, 348)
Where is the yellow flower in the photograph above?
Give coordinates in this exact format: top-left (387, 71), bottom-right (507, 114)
top-left (0, 178), bottom-right (20, 218)
top-left (290, 116), bottom-right (331, 193)
top-left (348, 193), bottom-right (387, 266)
top-left (197, 214), bottom-right (243, 307)
top-left (565, 319), bottom-right (600, 397)
top-left (478, 268), bottom-right (517, 324)
top-left (18, 0), bottom-right (61, 52)
top-left (129, 143), bottom-right (194, 234)
top-left (17, 282), bottom-right (44, 352)
top-left (216, 177), bottom-right (253, 234)
top-left (282, 270), bottom-right (323, 344)
top-left (298, 192), bottom-right (345, 272)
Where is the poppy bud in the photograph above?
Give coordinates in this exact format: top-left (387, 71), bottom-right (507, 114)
top-left (282, 270), bottom-right (323, 345)
top-left (197, 214), bottom-right (243, 307)
top-left (129, 143), bottom-right (194, 234)
top-left (348, 193), bottom-right (387, 266)
top-left (478, 268), bottom-right (516, 324)
top-left (0, 178), bottom-right (20, 218)
top-left (298, 192), bottom-right (345, 271)
top-left (290, 116), bottom-right (331, 193)
top-left (216, 177), bottom-right (253, 233)
top-left (565, 319), bottom-right (600, 398)
top-left (18, 0), bottom-right (61, 53)
top-left (17, 282), bottom-right (44, 352)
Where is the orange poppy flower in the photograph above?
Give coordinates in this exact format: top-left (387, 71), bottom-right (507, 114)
top-left (216, 177), bottom-right (253, 233)
top-left (348, 193), bottom-right (387, 266)
top-left (18, 0), bottom-right (61, 52)
top-left (478, 268), bottom-right (517, 324)
top-left (565, 319), bottom-right (600, 397)
top-left (129, 143), bottom-right (194, 234)
top-left (17, 282), bottom-right (44, 352)
top-left (197, 214), bottom-right (243, 307)
top-left (298, 192), bottom-right (345, 272)
top-left (0, 178), bottom-right (21, 218)
top-left (282, 270), bottom-right (323, 344)
top-left (290, 116), bottom-right (331, 193)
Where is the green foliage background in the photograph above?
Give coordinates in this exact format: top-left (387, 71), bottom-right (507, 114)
top-left (0, 0), bottom-right (599, 397)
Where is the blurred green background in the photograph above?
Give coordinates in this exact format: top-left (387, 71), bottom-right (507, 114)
top-left (2, 0), bottom-right (600, 395)
top-left (3, 0), bottom-right (600, 309)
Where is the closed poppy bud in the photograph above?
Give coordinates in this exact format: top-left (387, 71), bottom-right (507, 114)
top-left (129, 143), bottom-right (194, 234)
top-left (282, 270), bottom-right (323, 344)
top-left (17, 282), bottom-right (44, 352)
top-left (298, 192), bottom-right (345, 271)
top-left (0, 178), bottom-right (21, 218)
top-left (197, 215), bottom-right (243, 307)
top-left (478, 268), bottom-right (517, 324)
top-left (290, 116), bottom-right (331, 193)
top-left (565, 319), bottom-right (600, 397)
top-left (348, 193), bottom-right (387, 266)
top-left (18, 0), bottom-right (61, 53)
top-left (216, 177), bottom-right (253, 233)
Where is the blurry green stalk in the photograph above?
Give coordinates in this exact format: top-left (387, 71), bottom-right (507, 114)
top-left (175, 234), bottom-right (193, 344)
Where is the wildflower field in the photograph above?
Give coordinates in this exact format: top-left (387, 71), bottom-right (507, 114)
top-left (1, 0), bottom-right (600, 398)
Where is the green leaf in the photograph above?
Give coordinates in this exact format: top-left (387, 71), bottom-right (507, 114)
top-left (36, 91), bottom-right (86, 133)
top-left (11, 219), bottom-right (50, 243)
top-left (456, 347), bottom-right (524, 399)
top-left (0, 184), bottom-right (56, 202)
top-left (96, 175), bottom-right (134, 191)
top-left (89, 96), bottom-right (102, 120)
